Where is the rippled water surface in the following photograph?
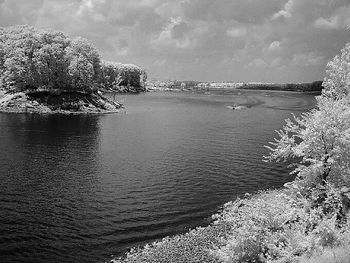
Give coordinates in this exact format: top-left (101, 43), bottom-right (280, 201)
top-left (0, 90), bottom-right (316, 263)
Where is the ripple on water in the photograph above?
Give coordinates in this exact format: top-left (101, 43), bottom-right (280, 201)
top-left (0, 91), bottom-right (316, 263)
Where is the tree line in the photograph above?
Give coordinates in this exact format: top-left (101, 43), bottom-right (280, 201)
top-left (240, 80), bottom-right (323, 92)
top-left (0, 25), bottom-right (147, 93)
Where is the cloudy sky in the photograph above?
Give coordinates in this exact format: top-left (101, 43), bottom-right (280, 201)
top-left (1, 0), bottom-right (350, 82)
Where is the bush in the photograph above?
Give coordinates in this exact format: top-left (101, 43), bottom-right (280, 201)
top-left (213, 187), bottom-right (350, 263)
top-left (299, 246), bottom-right (350, 263)
top-left (113, 223), bottom-right (230, 263)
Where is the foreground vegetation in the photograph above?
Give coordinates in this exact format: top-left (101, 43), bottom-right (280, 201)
top-left (113, 186), bottom-right (350, 263)
top-left (0, 25), bottom-right (147, 113)
top-left (113, 41), bottom-right (350, 262)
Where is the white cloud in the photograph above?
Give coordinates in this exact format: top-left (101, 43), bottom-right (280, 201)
top-left (1, 0), bottom-right (349, 82)
top-left (314, 16), bottom-right (340, 30)
top-left (152, 17), bottom-right (193, 49)
top-left (226, 26), bottom-right (247, 38)
top-left (77, 0), bottom-right (104, 14)
top-left (153, 59), bottom-right (167, 67)
top-left (247, 58), bottom-right (268, 68)
top-left (314, 4), bottom-right (350, 30)
top-left (270, 57), bottom-right (283, 68)
top-left (291, 52), bottom-right (324, 66)
top-left (154, 1), bottom-right (183, 18)
top-left (268, 41), bottom-right (281, 51)
top-left (272, 0), bottom-right (294, 20)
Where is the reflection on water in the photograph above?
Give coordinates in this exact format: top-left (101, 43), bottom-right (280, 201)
top-left (0, 115), bottom-right (102, 262)
top-left (0, 91), bottom-right (316, 263)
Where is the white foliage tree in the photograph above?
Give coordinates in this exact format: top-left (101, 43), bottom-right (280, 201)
top-left (66, 37), bottom-right (101, 91)
top-left (0, 25), bottom-right (147, 93)
top-left (323, 43), bottom-right (350, 99)
top-left (265, 42), bottom-right (350, 187)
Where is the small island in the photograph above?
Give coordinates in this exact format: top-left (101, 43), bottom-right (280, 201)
top-left (0, 25), bottom-right (147, 114)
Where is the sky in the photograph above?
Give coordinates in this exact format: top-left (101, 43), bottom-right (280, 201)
top-left (0, 0), bottom-right (350, 83)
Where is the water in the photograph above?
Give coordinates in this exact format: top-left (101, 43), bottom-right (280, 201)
top-left (0, 90), bottom-right (316, 263)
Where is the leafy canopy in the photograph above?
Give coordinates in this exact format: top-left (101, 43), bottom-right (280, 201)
top-left (265, 41), bottom-right (350, 187)
top-left (0, 25), bottom-right (147, 92)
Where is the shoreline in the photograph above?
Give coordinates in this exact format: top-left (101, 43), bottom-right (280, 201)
top-left (0, 108), bottom-right (123, 115)
top-left (0, 90), bottom-right (124, 115)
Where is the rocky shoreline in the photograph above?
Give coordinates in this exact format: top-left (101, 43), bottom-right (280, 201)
top-left (0, 89), bottom-right (123, 114)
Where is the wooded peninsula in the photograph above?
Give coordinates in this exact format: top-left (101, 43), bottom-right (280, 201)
top-left (0, 25), bottom-right (146, 114)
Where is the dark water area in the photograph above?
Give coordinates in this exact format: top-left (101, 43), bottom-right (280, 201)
top-left (0, 90), bottom-right (316, 263)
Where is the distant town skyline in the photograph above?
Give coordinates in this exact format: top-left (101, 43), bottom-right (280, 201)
top-left (1, 0), bottom-right (350, 82)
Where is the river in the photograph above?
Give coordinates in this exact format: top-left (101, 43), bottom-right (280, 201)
top-left (0, 90), bottom-right (316, 263)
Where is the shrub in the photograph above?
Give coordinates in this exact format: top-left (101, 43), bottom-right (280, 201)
top-left (113, 223), bottom-right (230, 263)
top-left (299, 246), bottom-right (350, 263)
top-left (212, 186), bottom-right (350, 263)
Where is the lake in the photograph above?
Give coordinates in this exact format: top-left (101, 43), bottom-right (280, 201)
top-left (0, 90), bottom-right (316, 263)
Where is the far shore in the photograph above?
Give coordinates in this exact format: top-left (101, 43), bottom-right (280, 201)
top-left (146, 80), bottom-right (323, 94)
top-left (146, 86), bottom-right (322, 95)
